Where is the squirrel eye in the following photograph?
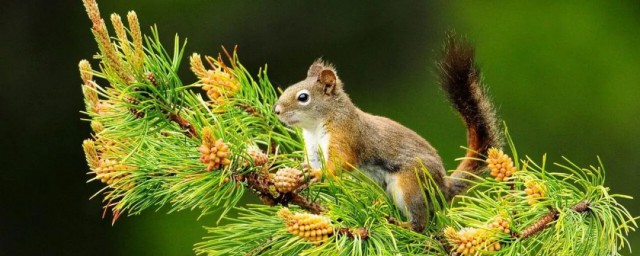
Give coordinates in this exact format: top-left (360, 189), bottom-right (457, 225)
top-left (296, 91), bottom-right (310, 105)
top-left (297, 93), bottom-right (309, 102)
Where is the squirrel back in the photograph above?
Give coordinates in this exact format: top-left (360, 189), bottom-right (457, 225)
top-left (437, 34), bottom-right (502, 200)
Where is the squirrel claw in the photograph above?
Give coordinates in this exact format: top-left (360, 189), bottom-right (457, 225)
top-left (309, 168), bottom-right (322, 182)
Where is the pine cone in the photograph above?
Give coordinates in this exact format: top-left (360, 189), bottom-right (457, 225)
top-left (202, 71), bottom-right (239, 104)
top-left (95, 158), bottom-right (135, 189)
top-left (146, 71), bottom-right (157, 86)
top-left (90, 121), bottom-right (104, 133)
top-left (274, 167), bottom-right (303, 193)
top-left (524, 180), bottom-right (547, 205)
top-left (486, 148), bottom-right (516, 182)
top-left (445, 227), bottom-right (501, 256)
top-left (199, 138), bottom-right (232, 171)
top-left (278, 208), bottom-right (334, 243)
top-left (488, 217), bottom-right (511, 235)
top-left (242, 148), bottom-right (268, 168)
top-left (189, 53), bottom-right (240, 104)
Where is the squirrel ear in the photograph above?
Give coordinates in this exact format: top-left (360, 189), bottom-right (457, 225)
top-left (307, 63), bottom-right (323, 78)
top-left (318, 69), bottom-right (338, 95)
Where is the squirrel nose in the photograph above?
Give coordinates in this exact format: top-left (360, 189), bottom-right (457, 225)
top-left (274, 104), bottom-right (282, 115)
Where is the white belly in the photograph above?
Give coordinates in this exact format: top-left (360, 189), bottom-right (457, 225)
top-left (302, 125), bottom-right (330, 170)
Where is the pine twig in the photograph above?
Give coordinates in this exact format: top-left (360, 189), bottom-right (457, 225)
top-left (168, 112), bottom-right (196, 138)
top-left (337, 228), bottom-right (370, 240)
top-left (239, 103), bottom-right (259, 117)
top-left (289, 193), bottom-right (324, 214)
top-left (518, 200), bottom-right (590, 239)
top-left (244, 171), bottom-right (325, 214)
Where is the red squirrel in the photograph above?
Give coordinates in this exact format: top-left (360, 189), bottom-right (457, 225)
top-left (274, 35), bottom-right (501, 232)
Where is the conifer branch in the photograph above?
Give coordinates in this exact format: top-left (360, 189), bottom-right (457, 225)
top-left (519, 200), bottom-right (590, 239)
top-left (78, 2), bottom-right (637, 255)
top-left (337, 228), bottom-right (370, 240)
top-left (244, 170), bottom-right (325, 214)
top-left (168, 112), bottom-right (196, 138)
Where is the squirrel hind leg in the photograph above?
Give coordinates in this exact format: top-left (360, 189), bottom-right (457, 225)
top-left (385, 170), bottom-right (428, 233)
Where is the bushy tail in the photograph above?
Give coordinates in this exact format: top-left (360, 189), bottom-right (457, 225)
top-left (437, 34), bottom-right (502, 200)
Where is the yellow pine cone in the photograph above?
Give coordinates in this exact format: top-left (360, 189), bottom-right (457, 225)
top-left (83, 139), bottom-right (100, 170)
top-left (278, 208), bottom-right (334, 243)
top-left (486, 148), bottom-right (516, 182)
top-left (95, 158), bottom-right (135, 190)
top-left (277, 207), bottom-right (294, 220)
top-left (274, 167), bottom-right (303, 193)
top-left (488, 217), bottom-right (511, 235)
top-left (524, 180), bottom-right (547, 205)
top-left (199, 138), bottom-right (232, 171)
top-left (444, 227), bottom-right (501, 256)
top-left (190, 53), bottom-right (240, 104)
top-left (79, 59), bottom-right (93, 85)
top-left (90, 121), bottom-right (104, 134)
top-left (444, 226), bottom-right (461, 243)
top-left (204, 86), bottom-right (235, 104)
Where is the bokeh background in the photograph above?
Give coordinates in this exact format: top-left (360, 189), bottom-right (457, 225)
top-left (2, 0), bottom-right (639, 255)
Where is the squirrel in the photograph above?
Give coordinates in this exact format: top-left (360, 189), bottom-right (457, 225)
top-left (274, 35), bottom-right (501, 232)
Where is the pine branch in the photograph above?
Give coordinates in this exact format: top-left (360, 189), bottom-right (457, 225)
top-left (168, 112), bottom-right (196, 138)
top-left (337, 228), bottom-right (370, 240)
top-left (244, 170), bottom-right (325, 214)
top-left (443, 130), bottom-right (637, 255)
top-left (519, 200), bottom-right (590, 239)
top-left (78, 1), bottom-right (637, 255)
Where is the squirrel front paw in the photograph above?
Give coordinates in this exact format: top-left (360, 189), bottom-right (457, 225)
top-left (300, 162), bottom-right (323, 183)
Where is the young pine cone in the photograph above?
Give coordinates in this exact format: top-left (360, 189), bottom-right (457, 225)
top-left (242, 148), bottom-right (268, 168)
top-left (189, 53), bottom-right (240, 104)
top-left (199, 138), bottom-right (232, 171)
top-left (488, 217), bottom-right (511, 235)
top-left (201, 70), bottom-right (239, 104)
top-left (274, 167), bottom-right (303, 193)
top-left (95, 158), bottom-right (135, 190)
top-left (444, 227), bottom-right (501, 256)
top-left (486, 148), bottom-right (516, 182)
top-left (278, 208), bottom-right (334, 243)
top-left (524, 180), bottom-right (547, 205)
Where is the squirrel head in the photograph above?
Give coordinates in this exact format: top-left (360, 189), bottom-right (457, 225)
top-left (275, 59), bottom-right (346, 129)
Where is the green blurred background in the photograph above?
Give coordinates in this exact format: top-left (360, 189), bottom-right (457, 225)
top-left (2, 1), bottom-right (639, 255)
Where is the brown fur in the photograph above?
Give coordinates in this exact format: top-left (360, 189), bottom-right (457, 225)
top-left (274, 35), bottom-right (500, 232)
top-left (437, 34), bottom-right (502, 199)
top-left (326, 121), bottom-right (359, 172)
